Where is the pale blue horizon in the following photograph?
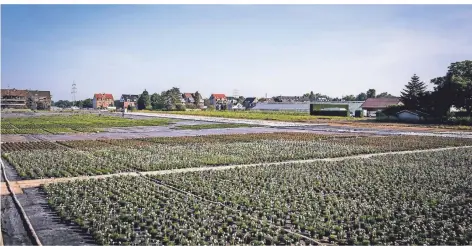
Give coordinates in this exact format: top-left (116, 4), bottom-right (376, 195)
top-left (2, 5), bottom-right (472, 101)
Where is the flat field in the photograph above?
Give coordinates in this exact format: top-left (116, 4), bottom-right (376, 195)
top-left (150, 110), bottom-right (472, 131)
top-left (3, 134), bottom-right (472, 179)
top-left (40, 148), bottom-right (472, 245)
top-left (2, 113), bottom-right (472, 246)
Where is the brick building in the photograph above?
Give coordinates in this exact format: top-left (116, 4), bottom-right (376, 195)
top-left (93, 93), bottom-right (114, 109)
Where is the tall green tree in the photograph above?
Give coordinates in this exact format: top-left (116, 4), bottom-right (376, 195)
top-left (400, 74), bottom-right (427, 110)
top-left (137, 89), bottom-right (151, 110)
top-left (446, 60), bottom-right (472, 115)
top-left (342, 95), bottom-right (356, 101)
top-left (355, 92), bottom-right (367, 101)
top-left (366, 89), bottom-right (376, 98)
top-left (309, 91), bottom-right (315, 101)
top-left (82, 98), bottom-right (93, 108)
top-left (151, 93), bottom-right (165, 110)
top-left (193, 91), bottom-right (202, 107)
top-left (376, 92), bottom-right (395, 98)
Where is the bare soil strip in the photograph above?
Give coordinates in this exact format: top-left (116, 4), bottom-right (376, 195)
top-left (2, 145), bottom-right (470, 195)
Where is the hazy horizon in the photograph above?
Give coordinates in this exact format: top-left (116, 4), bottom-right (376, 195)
top-left (2, 5), bottom-right (472, 101)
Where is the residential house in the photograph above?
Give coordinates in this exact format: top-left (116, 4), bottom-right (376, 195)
top-left (27, 90), bottom-right (52, 110)
top-left (361, 98), bottom-right (402, 116)
top-left (1, 89), bottom-right (28, 109)
top-left (242, 97), bottom-right (258, 109)
top-left (209, 94), bottom-right (227, 105)
top-left (226, 96), bottom-right (239, 104)
top-left (228, 101), bottom-right (245, 110)
top-left (182, 93), bottom-right (195, 103)
top-left (93, 93), bottom-right (114, 109)
top-left (120, 94), bottom-right (139, 109)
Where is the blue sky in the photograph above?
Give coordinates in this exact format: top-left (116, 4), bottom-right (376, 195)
top-left (2, 5), bottom-right (472, 101)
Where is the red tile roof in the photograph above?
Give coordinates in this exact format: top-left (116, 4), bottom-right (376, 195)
top-left (182, 93), bottom-right (193, 99)
top-left (211, 94), bottom-right (226, 99)
top-left (361, 97), bottom-right (401, 109)
top-left (94, 93), bottom-right (114, 100)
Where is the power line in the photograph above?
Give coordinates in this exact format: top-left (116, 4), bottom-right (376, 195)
top-left (71, 81), bottom-right (77, 103)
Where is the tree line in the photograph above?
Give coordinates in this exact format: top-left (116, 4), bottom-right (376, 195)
top-left (302, 89), bottom-right (395, 102)
top-left (398, 60), bottom-right (472, 118)
top-left (135, 87), bottom-right (204, 111)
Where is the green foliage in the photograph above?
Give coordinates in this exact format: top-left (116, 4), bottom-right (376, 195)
top-left (54, 100), bottom-right (74, 108)
top-left (6, 134), bottom-right (472, 179)
top-left (150, 93), bottom-right (164, 110)
top-left (193, 91), bottom-right (202, 107)
top-left (137, 89), bottom-right (151, 110)
top-left (394, 60), bottom-right (472, 121)
top-left (1, 114), bottom-right (171, 135)
top-left (175, 104), bottom-right (186, 111)
top-left (342, 95), bottom-right (356, 101)
top-left (400, 74), bottom-right (427, 110)
top-left (381, 105), bottom-right (407, 116)
top-left (366, 89), bottom-right (376, 98)
top-left (376, 92), bottom-right (396, 98)
top-left (356, 92), bottom-right (367, 101)
top-left (44, 176), bottom-right (304, 245)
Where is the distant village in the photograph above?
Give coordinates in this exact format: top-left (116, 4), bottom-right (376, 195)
top-left (1, 87), bottom-right (404, 118)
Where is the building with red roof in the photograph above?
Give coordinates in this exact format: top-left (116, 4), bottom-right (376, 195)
top-left (93, 93), bottom-right (115, 109)
top-left (361, 97), bottom-right (402, 115)
top-left (209, 93), bottom-right (227, 105)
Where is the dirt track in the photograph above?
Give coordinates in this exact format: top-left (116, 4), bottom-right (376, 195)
top-left (3, 145), bottom-right (470, 195)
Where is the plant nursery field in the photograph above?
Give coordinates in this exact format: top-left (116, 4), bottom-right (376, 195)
top-left (41, 148), bottom-right (472, 245)
top-left (2, 112), bottom-right (472, 246)
top-left (151, 110), bottom-right (472, 131)
top-left (2, 133), bottom-right (472, 179)
top-left (1, 114), bottom-right (172, 134)
top-left (151, 110), bottom-right (361, 122)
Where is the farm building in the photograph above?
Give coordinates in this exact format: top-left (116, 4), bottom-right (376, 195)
top-left (361, 98), bottom-right (402, 116)
top-left (311, 101), bottom-right (364, 115)
top-left (251, 102), bottom-right (310, 112)
top-left (93, 93), bottom-right (114, 109)
top-left (397, 110), bottom-right (429, 122)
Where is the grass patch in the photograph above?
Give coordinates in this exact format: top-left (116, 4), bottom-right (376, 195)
top-left (144, 110), bottom-right (362, 122)
top-left (174, 123), bottom-right (256, 130)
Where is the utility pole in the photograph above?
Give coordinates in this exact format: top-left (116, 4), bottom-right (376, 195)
top-left (71, 81), bottom-right (77, 106)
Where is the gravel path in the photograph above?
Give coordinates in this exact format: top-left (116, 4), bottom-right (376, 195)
top-left (3, 145), bottom-right (470, 193)
top-left (127, 112), bottom-right (472, 138)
